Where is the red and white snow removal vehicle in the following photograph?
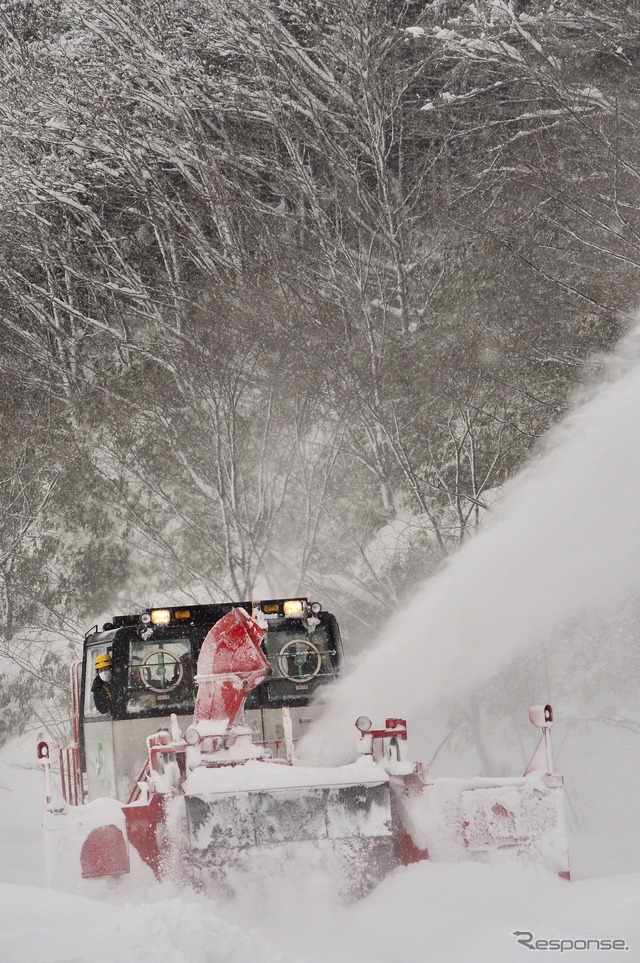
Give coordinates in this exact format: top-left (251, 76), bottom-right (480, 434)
top-left (38, 598), bottom-right (570, 891)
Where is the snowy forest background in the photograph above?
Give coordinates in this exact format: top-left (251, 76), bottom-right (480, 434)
top-left (1, 0), bottom-right (640, 766)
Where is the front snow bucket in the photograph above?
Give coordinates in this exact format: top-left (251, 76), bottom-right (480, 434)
top-left (184, 782), bottom-right (392, 850)
top-left (391, 772), bottom-right (570, 877)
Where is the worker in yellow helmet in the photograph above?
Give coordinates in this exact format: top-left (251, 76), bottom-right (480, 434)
top-left (92, 653), bottom-right (113, 714)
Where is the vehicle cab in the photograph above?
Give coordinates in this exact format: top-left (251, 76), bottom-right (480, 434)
top-left (80, 599), bottom-right (342, 802)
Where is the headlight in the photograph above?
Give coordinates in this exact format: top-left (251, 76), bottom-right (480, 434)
top-left (355, 716), bottom-right (372, 733)
top-left (310, 601), bottom-right (322, 614)
top-left (184, 727), bottom-right (200, 745)
top-left (283, 599), bottom-right (304, 617)
top-left (150, 609), bottom-right (171, 626)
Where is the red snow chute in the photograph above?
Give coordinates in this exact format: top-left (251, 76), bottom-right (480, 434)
top-left (193, 607), bottom-right (271, 729)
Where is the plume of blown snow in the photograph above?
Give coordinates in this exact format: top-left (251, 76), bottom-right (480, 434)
top-left (299, 322), bottom-right (640, 765)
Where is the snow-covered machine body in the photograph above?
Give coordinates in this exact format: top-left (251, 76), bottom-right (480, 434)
top-left (38, 599), bottom-right (570, 890)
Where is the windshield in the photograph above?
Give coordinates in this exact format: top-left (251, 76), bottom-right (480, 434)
top-left (264, 625), bottom-right (337, 681)
top-left (126, 635), bottom-right (193, 714)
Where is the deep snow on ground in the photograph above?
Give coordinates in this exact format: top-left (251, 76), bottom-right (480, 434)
top-left (1, 735), bottom-right (640, 963)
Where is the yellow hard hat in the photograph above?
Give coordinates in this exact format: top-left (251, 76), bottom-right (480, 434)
top-left (95, 653), bottom-right (112, 671)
